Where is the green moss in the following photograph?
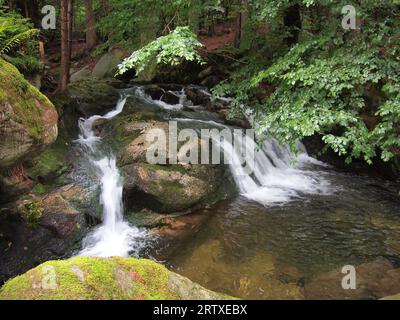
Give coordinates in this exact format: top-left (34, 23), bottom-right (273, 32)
top-left (0, 58), bottom-right (54, 141)
top-left (31, 183), bottom-right (52, 196)
top-left (4, 55), bottom-right (44, 74)
top-left (0, 257), bottom-right (179, 300)
top-left (27, 137), bottom-right (69, 182)
top-left (23, 200), bottom-right (43, 227)
top-left (111, 113), bottom-right (159, 146)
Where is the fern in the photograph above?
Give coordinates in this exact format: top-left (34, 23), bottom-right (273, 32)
top-left (0, 8), bottom-right (38, 54)
top-left (0, 28), bottom-right (38, 55)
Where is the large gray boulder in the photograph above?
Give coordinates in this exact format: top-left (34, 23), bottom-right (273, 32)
top-left (91, 48), bottom-right (126, 79)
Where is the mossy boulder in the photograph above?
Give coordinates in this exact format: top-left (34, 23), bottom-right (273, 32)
top-left (0, 256), bottom-right (233, 300)
top-left (116, 118), bottom-right (236, 214)
top-left (67, 78), bottom-right (121, 117)
top-left (26, 136), bottom-right (71, 186)
top-left (124, 163), bottom-right (229, 213)
top-left (0, 59), bottom-right (58, 168)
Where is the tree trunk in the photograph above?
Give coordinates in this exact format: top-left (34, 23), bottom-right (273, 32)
top-left (234, 0), bottom-right (249, 49)
top-left (59, 0), bottom-right (73, 93)
top-left (84, 0), bottom-right (97, 49)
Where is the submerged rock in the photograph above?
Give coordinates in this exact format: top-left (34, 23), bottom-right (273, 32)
top-left (0, 256), bottom-right (233, 300)
top-left (0, 59), bottom-right (58, 169)
top-left (304, 258), bottom-right (400, 300)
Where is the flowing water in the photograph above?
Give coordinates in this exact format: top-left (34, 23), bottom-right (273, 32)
top-left (76, 96), bottom-right (147, 258)
top-left (75, 86), bottom-right (400, 299)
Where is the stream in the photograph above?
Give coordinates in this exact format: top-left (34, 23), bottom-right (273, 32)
top-left (74, 85), bottom-right (400, 300)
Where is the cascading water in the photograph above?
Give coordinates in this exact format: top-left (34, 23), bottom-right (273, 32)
top-left (77, 96), bottom-right (146, 258)
top-left (183, 119), bottom-right (332, 205)
top-left (138, 86), bottom-right (332, 206)
top-left (219, 132), bottom-right (331, 205)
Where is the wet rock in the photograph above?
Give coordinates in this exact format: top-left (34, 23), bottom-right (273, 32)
top-left (200, 75), bottom-right (221, 88)
top-left (162, 91), bottom-right (181, 105)
top-left (304, 258), bottom-right (400, 300)
top-left (218, 109), bottom-right (251, 129)
top-left (0, 256), bottom-right (234, 300)
top-left (0, 185), bottom-right (87, 284)
top-left (185, 86), bottom-right (211, 106)
top-left (118, 118), bottom-right (236, 213)
top-left (144, 84), bottom-right (165, 100)
top-left (198, 66), bottom-right (214, 80)
top-left (124, 163), bottom-right (227, 213)
top-left (143, 84), bottom-right (183, 105)
top-left (68, 78), bottom-right (120, 116)
top-left (207, 99), bottom-right (230, 112)
top-left (39, 184), bottom-right (87, 238)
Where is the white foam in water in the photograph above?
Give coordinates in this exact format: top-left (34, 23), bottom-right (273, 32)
top-left (135, 87), bottom-right (187, 110)
top-left (77, 96), bottom-right (146, 258)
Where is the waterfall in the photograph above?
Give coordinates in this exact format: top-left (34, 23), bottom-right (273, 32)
top-left (171, 114), bottom-right (332, 206)
top-left (77, 96), bottom-right (146, 258)
top-left (218, 131), bottom-right (331, 205)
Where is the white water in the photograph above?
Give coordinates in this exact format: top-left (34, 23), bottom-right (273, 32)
top-left (221, 135), bottom-right (331, 205)
top-left (77, 97), bottom-right (146, 258)
top-left (135, 87), bottom-right (189, 110)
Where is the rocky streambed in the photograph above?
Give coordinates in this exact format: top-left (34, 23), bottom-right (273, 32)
top-left (1, 68), bottom-right (400, 300)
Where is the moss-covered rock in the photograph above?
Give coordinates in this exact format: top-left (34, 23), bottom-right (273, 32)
top-left (0, 256), bottom-right (233, 300)
top-left (26, 137), bottom-right (71, 185)
top-left (124, 163), bottom-right (229, 213)
top-left (0, 58), bottom-right (58, 168)
top-left (116, 118), bottom-right (236, 214)
top-left (67, 78), bottom-right (121, 116)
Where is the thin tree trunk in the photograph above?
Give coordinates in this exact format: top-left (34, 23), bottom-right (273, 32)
top-left (59, 0), bottom-right (73, 93)
top-left (84, 0), bottom-right (97, 49)
top-left (234, 0), bottom-right (249, 49)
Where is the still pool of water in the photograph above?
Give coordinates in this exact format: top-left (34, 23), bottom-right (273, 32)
top-left (152, 168), bottom-right (400, 299)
